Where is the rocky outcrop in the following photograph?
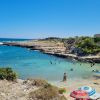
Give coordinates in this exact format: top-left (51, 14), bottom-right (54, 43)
top-left (3, 40), bottom-right (66, 54)
top-left (2, 40), bottom-right (100, 63)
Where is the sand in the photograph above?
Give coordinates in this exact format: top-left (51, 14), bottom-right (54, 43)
top-left (51, 78), bottom-right (100, 100)
top-left (0, 78), bottom-right (100, 100)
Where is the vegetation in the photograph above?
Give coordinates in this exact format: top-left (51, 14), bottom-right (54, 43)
top-left (59, 88), bottom-right (66, 94)
top-left (94, 37), bottom-right (100, 42)
top-left (75, 37), bottom-right (100, 54)
top-left (29, 83), bottom-right (67, 100)
top-left (0, 67), bottom-right (17, 81)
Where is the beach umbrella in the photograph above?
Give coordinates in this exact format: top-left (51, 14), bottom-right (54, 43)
top-left (79, 86), bottom-right (96, 96)
top-left (70, 90), bottom-right (89, 99)
top-left (79, 86), bottom-right (100, 100)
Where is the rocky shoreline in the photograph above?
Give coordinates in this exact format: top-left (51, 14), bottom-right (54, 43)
top-left (2, 40), bottom-right (100, 63)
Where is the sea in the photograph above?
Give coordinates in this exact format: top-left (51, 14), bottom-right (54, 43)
top-left (0, 38), bottom-right (100, 82)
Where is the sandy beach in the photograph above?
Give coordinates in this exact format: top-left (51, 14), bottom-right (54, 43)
top-left (51, 78), bottom-right (100, 100)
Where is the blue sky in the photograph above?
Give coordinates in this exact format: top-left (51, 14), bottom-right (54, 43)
top-left (0, 0), bottom-right (100, 39)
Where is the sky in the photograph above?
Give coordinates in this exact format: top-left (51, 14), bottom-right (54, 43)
top-left (0, 0), bottom-right (100, 39)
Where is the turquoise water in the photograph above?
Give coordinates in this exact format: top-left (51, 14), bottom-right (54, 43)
top-left (0, 45), bottom-right (100, 81)
top-left (0, 38), bottom-right (31, 42)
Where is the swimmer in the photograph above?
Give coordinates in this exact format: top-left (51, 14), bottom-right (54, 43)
top-left (70, 68), bottom-right (73, 71)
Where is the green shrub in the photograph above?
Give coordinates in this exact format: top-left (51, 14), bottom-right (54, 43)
top-left (44, 83), bottom-right (52, 88)
top-left (0, 67), bottom-right (17, 81)
top-left (76, 37), bottom-right (100, 54)
top-left (94, 37), bottom-right (100, 42)
top-left (59, 88), bottom-right (66, 94)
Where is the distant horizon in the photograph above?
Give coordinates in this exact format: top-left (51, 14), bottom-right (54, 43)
top-left (0, 33), bottom-right (96, 39)
top-left (0, 32), bottom-right (97, 39)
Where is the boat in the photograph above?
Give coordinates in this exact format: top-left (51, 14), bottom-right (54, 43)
top-left (0, 42), bottom-right (3, 45)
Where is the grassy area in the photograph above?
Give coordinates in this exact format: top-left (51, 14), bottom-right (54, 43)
top-left (29, 83), bottom-right (67, 100)
top-left (0, 67), bottom-right (17, 81)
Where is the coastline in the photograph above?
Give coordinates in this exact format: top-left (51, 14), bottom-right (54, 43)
top-left (1, 40), bottom-right (100, 63)
top-left (0, 40), bottom-right (100, 100)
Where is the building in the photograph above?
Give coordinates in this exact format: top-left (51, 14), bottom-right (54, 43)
top-left (94, 34), bottom-right (100, 38)
top-left (94, 34), bottom-right (100, 46)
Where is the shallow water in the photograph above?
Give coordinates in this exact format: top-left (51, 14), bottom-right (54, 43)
top-left (0, 45), bottom-right (100, 81)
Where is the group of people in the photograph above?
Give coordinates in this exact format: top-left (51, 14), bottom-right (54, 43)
top-left (50, 59), bottom-right (61, 65)
top-left (49, 59), bottom-right (98, 82)
top-left (90, 62), bottom-right (95, 67)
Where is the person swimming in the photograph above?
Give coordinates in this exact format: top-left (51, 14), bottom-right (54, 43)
top-left (90, 62), bottom-right (95, 67)
top-left (70, 68), bottom-right (73, 71)
top-left (92, 69), bottom-right (99, 72)
top-left (50, 61), bottom-right (53, 64)
top-left (92, 70), bottom-right (95, 72)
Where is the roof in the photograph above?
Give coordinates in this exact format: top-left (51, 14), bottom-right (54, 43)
top-left (94, 34), bottom-right (100, 37)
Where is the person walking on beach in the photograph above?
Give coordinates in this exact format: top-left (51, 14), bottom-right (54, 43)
top-left (63, 72), bottom-right (67, 82)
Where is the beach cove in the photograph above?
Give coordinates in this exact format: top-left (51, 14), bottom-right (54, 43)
top-left (0, 39), bottom-right (100, 100)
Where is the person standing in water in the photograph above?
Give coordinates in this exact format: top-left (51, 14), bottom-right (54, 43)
top-left (63, 72), bottom-right (67, 81)
top-left (50, 61), bottom-right (52, 64)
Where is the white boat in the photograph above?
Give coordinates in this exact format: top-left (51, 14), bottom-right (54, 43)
top-left (0, 42), bottom-right (3, 45)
